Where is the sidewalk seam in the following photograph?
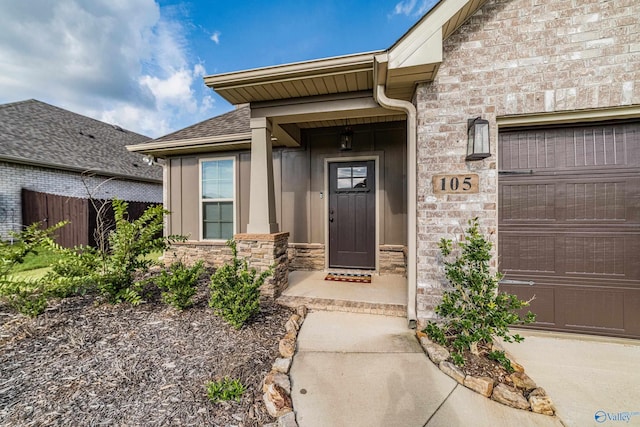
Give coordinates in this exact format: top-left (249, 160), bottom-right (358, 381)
top-left (423, 383), bottom-right (458, 427)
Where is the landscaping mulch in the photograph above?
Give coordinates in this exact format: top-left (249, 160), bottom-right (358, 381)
top-left (0, 278), bottom-right (294, 427)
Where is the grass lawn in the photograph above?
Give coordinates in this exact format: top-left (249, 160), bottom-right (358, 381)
top-left (6, 248), bottom-right (163, 282)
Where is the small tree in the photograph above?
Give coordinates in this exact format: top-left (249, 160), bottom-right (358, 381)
top-left (425, 218), bottom-right (535, 367)
top-left (209, 240), bottom-right (272, 329)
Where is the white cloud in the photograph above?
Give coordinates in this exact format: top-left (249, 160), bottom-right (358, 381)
top-left (210, 31), bottom-right (221, 45)
top-left (0, 0), bottom-right (214, 138)
top-left (393, 0), bottom-right (439, 16)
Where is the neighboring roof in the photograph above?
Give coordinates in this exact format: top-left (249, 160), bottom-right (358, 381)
top-left (128, 105), bottom-right (253, 157)
top-left (205, 0), bottom-right (487, 104)
top-left (154, 104), bottom-right (250, 142)
top-left (0, 99), bottom-right (161, 182)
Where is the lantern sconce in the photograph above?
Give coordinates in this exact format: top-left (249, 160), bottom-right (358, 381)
top-left (339, 121), bottom-right (353, 151)
top-left (466, 117), bottom-right (491, 161)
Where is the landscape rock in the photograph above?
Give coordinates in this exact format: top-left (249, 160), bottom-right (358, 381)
top-left (420, 338), bottom-right (450, 364)
top-left (285, 315), bottom-right (301, 335)
top-left (416, 330), bottom-right (428, 340)
top-left (272, 357), bottom-right (292, 374)
top-left (439, 361), bottom-right (465, 384)
top-left (278, 411), bottom-right (298, 427)
top-left (296, 305), bottom-right (308, 320)
top-left (263, 371), bottom-right (291, 394)
top-left (491, 383), bottom-right (530, 410)
top-left (529, 394), bottom-right (556, 415)
top-left (509, 359), bottom-right (525, 373)
top-left (279, 338), bottom-right (296, 358)
top-left (509, 372), bottom-right (537, 390)
top-left (464, 376), bottom-right (494, 397)
top-left (263, 384), bottom-right (293, 418)
top-left (529, 387), bottom-right (547, 397)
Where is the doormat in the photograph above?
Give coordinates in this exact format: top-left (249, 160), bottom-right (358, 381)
top-left (324, 273), bottom-right (372, 283)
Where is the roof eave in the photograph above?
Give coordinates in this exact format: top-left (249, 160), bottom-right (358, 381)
top-left (127, 132), bottom-right (253, 157)
top-left (0, 155), bottom-right (162, 184)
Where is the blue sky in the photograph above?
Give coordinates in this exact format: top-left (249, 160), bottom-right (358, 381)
top-left (0, 0), bottom-right (437, 138)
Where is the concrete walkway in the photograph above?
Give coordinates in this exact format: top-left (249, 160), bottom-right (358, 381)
top-left (290, 311), bottom-right (564, 427)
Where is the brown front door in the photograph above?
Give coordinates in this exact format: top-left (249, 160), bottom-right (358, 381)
top-left (328, 160), bottom-right (375, 269)
top-left (498, 121), bottom-right (640, 339)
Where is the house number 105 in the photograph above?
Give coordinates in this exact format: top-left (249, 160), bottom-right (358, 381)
top-left (432, 174), bottom-right (479, 194)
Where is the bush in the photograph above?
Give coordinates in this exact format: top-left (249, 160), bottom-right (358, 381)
top-left (209, 240), bottom-right (271, 329)
top-left (156, 261), bottom-right (204, 310)
top-left (0, 222), bottom-right (71, 317)
top-left (424, 218), bottom-right (535, 366)
top-left (206, 377), bottom-right (246, 403)
top-left (49, 199), bottom-right (180, 305)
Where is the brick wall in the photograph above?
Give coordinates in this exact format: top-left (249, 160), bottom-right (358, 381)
top-left (414, 0), bottom-right (640, 325)
top-left (0, 161), bottom-right (162, 238)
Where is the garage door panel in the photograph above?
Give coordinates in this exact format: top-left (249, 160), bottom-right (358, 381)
top-left (500, 284), bottom-right (555, 326)
top-left (558, 287), bottom-right (625, 331)
top-left (500, 233), bottom-right (557, 273)
top-left (499, 121), bottom-right (640, 339)
top-left (500, 182), bottom-right (556, 222)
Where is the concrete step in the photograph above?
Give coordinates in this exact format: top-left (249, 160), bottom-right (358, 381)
top-left (277, 294), bottom-right (406, 317)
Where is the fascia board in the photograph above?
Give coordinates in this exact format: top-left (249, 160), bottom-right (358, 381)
top-left (126, 132), bottom-right (252, 154)
top-left (204, 51), bottom-right (381, 89)
top-left (388, 0), bottom-right (470, 70)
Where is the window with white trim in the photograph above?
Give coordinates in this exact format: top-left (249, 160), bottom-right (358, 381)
top-left (201, 158), bottom-right (235, 240)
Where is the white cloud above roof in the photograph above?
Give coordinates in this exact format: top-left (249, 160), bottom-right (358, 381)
top-left (0, 0), bottom-right (214, 138)
top-left (210, 31), bottom-right (221, 44)
top-left (393, 0), bottom-right (439, 16)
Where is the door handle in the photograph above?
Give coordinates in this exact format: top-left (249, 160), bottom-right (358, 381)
top-left (499, 279), bottom-right (535, 286)
top-left (329, 217), bottom-right (334, 222)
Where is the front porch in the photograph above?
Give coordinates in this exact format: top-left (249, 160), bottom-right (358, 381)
top-left (277, 270), bottom-right (406, 317)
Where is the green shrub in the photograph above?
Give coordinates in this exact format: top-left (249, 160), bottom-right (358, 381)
top-left (156, 261), bottom-right (204, 310)
top-left (0, 222), bottom-right (70, 317)
top-left (488, 350), bottom-right (515, 373)
top-left (49, 199), bottom-right (181, 305)
top-left (209, 240), bottom-right (271, 329)
top-left (206, 377), bottom-right (246, 403)
top-left (424, 218), bottom-right (535, 366)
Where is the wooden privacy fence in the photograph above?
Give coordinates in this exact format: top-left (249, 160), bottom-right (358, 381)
top-left (21, 189), bottom-right (158, 248)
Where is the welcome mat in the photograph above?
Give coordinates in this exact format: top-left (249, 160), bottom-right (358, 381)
top-left (324, 273), bottom-right (372, 283)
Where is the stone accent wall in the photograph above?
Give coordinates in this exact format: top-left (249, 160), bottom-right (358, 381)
top-left (165, 233), bottom-right (290, 298)
top-left (163, 241), bottom-right (234, 268)
top-left (287, 243), bottom-right (325, 271)
top-left (0, 161), bottom-right (162, 238)
top-left (379, 245), bottom-right (407, 276)
top-left (236, 233), bottom-right (290, 298)
top-left (414, 0), bottom-right (640, 324)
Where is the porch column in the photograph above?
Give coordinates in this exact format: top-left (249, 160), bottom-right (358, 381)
top-left (247, 117), bottom-right (279, 234)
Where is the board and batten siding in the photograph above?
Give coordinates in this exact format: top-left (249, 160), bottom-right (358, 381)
top-left (166, 122), bottom-right (407, 246)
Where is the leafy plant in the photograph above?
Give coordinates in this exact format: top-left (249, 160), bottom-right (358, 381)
top-left (0, 222), bottom-right (72, 317)
top-left (49, 200), bottom-right (179, 305)
top-left (488, 350), bottom-right (515, 374)
top-left (156, 261), bottom-right (204, 310)
top-left (206, 377), bottom-right (246, 403)
top-left (209, 240), bottom-right (272, 329)
top-left (424, 218), bottom-right (535, 366)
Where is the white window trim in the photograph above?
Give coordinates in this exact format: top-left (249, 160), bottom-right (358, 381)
top-left (199, 156), bottom-right (237, 241)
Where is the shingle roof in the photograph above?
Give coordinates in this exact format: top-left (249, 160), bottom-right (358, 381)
top-left (153, 104), bottom-right (250, 142)
top-left (0, 99), bottom-right (161, 182)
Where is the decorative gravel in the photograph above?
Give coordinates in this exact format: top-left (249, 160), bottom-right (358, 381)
top-left (0, 280), bottom-right (293, 426)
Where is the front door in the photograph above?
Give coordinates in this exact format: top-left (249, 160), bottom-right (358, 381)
top-left (328, 160), bottom-right (375, 269)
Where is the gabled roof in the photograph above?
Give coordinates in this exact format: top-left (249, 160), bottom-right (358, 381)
top-left (0, 99), bottom-right (161, 182)
top-left (205, 0), bottom-right (487, 104)
top-left (155, 104), bottom-right (250, 142)
top-left (129, 105), bottom-right (253, 157)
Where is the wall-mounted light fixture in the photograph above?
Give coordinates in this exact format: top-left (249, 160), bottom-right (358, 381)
top-left (339, 120), bottom-right (353, 151)
top-left (466, 117), bottom-right (491, 161)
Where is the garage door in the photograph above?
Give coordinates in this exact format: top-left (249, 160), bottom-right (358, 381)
top-left (498, 121), bottom-right (640, 339)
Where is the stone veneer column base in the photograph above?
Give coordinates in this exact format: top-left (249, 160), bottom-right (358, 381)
top-left (379, 245), bottom-right (407, 276)
top-left (163, 232), bottom-right (290, 299)
top-left (235, 232), bottom-right (290, 298)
